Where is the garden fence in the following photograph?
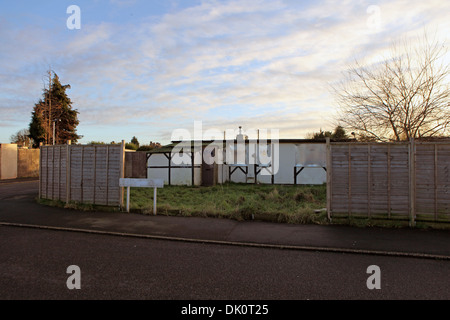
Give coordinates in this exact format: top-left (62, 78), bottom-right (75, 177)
top-left (39, 142), bottom-right (125, 207)
top-left (326, 139), bottom-right (450, 224)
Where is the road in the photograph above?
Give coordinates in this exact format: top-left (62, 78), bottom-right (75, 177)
top-left (0, 178), bottom-right (39, 200)
top-left (0, 225), bottom-right (449, 301)
top-left (0, 179), bottom-right (449, 305)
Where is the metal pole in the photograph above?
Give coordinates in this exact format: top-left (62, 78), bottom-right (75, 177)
top-left (153, 187), bottom-right (157, 215)
top-left (126, 186), bottom-right (130, 213)
top-left (120, 140), bottom-right (125, 209)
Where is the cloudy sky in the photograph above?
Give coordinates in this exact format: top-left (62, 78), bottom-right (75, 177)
top-left (1, 0), bottom-right (449, 145)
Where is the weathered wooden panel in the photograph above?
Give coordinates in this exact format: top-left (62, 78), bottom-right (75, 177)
top-left (39, 144), bottom-right (124, 207)
top-left (330, 143), bottom-right (410, 219)
top-left (59, 146), bottom-right (67, 201)
top-left (125, 151), bottom-right (148, 178)
top-left (40, 148), bottom-right (48, 199)
top-left (414, 143), bottom-right (450, 219)
top-left (330, 142), bottom-right (450, 222)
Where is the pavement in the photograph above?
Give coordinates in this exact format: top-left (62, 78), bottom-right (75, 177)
top-left (1, 178), bottom-right (450, 260)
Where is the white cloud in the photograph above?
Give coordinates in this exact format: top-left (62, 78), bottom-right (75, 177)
top-left (0, 0), bottom-right (449, 144)
top-left (65, 23), bottom-right (113, 55)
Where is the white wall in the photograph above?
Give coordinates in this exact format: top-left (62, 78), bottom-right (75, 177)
top-left (147, 142), bottom-right (327, 186)
top-left (227, 143), bottom-right (326, 185)
top-left (0, 144), bottom-right (18, 180)
top-left (147, 152), bottom-right (202, 186)
top-left (293, 143), bottom-right (327, 185)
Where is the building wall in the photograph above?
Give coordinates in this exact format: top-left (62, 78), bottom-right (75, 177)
top-left (223, 143), bottom-right (326, 185)
top-left (147, 142), bottom-right (327, 185)
top-left (17, 148), bottom-right (40, 178)
top-left (0, 144), bottom-right (18, 180)
top-left (292, 143), bottom-right (327, 185)
top-left (147, 152), bottom-right (202, 186)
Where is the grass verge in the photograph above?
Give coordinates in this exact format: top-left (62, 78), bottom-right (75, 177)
top-left (36, 183), bottom-right (450, 229)
top-left (127, 183), bottom-right (328, 224)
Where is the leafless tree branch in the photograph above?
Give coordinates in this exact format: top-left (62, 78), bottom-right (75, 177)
top-left (334, 32), bottom-right (449, 141)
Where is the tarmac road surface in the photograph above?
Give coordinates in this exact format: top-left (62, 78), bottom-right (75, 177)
top-left (0, 225), bottom-right (449, 300)
top-left (0, 179), bottom-right (449, 303)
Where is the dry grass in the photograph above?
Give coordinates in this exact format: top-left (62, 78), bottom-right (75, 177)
top-left (127, 183), bottom-right (328, 224)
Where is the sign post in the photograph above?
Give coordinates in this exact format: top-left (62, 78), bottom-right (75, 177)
top-left (119, 178), bottom-right (164, 215)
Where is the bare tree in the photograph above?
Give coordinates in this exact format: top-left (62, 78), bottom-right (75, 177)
top-left (10, 129), bottom-right (32, 147)
top-left (334, 33), bottom-right (449, 141)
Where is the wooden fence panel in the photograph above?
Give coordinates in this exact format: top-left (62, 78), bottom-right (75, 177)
top-left (388, 145), bottom-right (410, 217)
top-left (328, 141), bottom-right (450, 223)
top-left (48, 147), bottom-right (54, 200)
top-left (81, 146), bottom-right (95, 204)
top-left (40, 147), bottom-right (48, 199)
top-left (59, 145), bottom-right (67, 201)
top-left (415, 144), bottom-right (435, 218)
top-left (39, 143), bottom-right (125, 208)
top-left (94, 146), bottom-right (109, 205)
top-left (350, 145), bottom-right (370, 215)
top-left (69, 146), bottom-right (83, 203)
top-left (369, 144), bottom-right (389, 216)
top-left (125, 151), bottom-right (148, 178)
top-left (330, 145), bottom-right (349, 214)
top-left (107, 146), bottom-right (122, 206)
top-left (415, 143), bottom-right (450, 221)
top-left (437, 145), bottom-right (450, 218)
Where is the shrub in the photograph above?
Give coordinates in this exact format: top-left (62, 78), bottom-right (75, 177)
top-left (125, 142), bottom-right (138, 150)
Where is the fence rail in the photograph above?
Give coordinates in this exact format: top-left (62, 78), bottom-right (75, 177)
top-left (327, 139), bottom-right (450, 224)
top-left (39, 142), bottom-right (125, 207)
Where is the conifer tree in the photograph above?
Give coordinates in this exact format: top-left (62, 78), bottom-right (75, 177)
top-left (29, 105), bottom-right (46, 147)
top-left (29, 72), bottom-right (81, 146)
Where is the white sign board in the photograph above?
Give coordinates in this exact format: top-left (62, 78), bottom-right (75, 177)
top-left (119, 178), bottom-right (164, 214)
top-left (119, 178), bottom-right (164, 188)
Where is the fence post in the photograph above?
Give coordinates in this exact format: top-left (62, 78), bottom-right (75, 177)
top-left (326, 137), bottom-right (332, 222)
top-left (66, 140), bottom-right (71, 203)
top-left (409, 138), bottom-right (416, 227)
top-left (119, 140), bottom-right (125, 209)
top-left (38, 142), bottom-right (43, 199)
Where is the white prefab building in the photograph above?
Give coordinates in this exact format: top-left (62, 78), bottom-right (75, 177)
top-left (146, 139), bottom-right (327, 186)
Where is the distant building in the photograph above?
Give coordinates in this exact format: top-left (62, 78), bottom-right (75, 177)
top-left (146, 138), bottom-right (328, 186)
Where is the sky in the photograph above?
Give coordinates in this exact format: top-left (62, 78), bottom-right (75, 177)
top-left (0, 0), bottom-right (449, 145)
